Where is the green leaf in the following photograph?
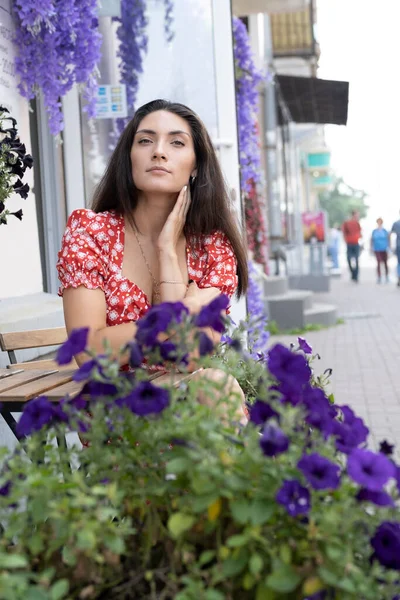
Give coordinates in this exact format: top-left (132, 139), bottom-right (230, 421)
top-left (0, 553), bottom-right (28, 568)
top-left (166, 457), bottom-right (191, 475)
top-left (318, 566), bottom-right (339, 586)
top-left (249, 553), bottom-right (263, 575)
top-left (204, 591), bottom-right (225, 600)
top-left (191, 494), bottom-right (219, 513)
top-left (191, 476), bottom-right (216, 495)
top-left (250, 500), bottom-right (275, 526)
top-left (226, 534), bottom-right (249, 548)
top-left (104, 535), bottom-right (125, 555)
top-left (61, 546), bottom-right (77, 567)
top-left (26, 589), bottom-right (49, 600)
top-left (168, 513), bottom-right (196, 539)
top-left (279, 544), bottom-right (292, 565)
top-left (256, 583), bottom-right (276, 600)
top-left (230, 500), bottom-right (251, 524)
top-left (76, 529), bottom-right (96, 550)
top-left (222, 553), bottom-right (248, 577)
top-left (199, 550), bottom-right (216, 566)
top-left (28, 533), bottom-right (45, 555)
top-left (266, 564), bottom-right (301, 593)
top-left (50, 579), bottom-right (69, 600)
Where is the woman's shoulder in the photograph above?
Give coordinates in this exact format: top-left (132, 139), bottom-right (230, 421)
top-left (199, 230), bottom-right (235, 254)
top-left (66, 209), bottom-right (122, 234)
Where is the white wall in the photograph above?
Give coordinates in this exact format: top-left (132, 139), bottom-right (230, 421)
top-left (0, 0), bottom-right (43, 299)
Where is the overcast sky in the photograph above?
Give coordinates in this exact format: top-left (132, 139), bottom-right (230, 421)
top-left (317, 0), bottom-right (400, 230)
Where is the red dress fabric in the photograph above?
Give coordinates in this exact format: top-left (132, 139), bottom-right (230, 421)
top-left (57, 209), bottom-right (238, 322)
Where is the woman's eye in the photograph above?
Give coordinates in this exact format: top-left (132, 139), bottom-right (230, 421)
top-left (138, 138), bottom-right (152, 145)
top-left (172, 140), bottom-right (184, 146)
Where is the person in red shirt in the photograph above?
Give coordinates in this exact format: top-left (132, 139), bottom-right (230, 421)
top-left (342, 210), bottom-right (362, 282)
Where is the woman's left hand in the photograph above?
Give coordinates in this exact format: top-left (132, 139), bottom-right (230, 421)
top-left (157, 184), bottom-right (191, 254)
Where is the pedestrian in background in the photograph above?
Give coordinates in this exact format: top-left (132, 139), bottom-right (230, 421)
top-left (370, 218), bottom-right (389, 284)
top-left (342, 210), bottom-right (362, 282)
top-left (327, 223), bottom-right (341, 270)
top-left (390, 211), bottom-right (400, 287)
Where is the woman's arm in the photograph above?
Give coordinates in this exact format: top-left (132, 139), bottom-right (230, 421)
top-left (63, 287), bottom-right (137, 366)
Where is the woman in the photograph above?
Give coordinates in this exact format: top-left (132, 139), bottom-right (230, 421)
top-left (57, 99), bottom-right (248, 420)
top-left (371, 217), bottom-right (390, 284)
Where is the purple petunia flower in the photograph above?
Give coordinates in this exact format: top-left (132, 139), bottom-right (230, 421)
top-left (333, 405), bottom-right (369, 454)
top-left (259, 423), bottom-right (289, 457)
top-left (267, 344), bottom-right (312, 390)
top-left (249, 400), bottom-right (279, 426)
top-left (0, 480), bottom-right (12, 497)
top-left (16, 396), bottom-right (68, 437)
top-left (72, 359), bottom-right (98, 382)
top-left (136, 302), bottom-right (187, 347)
top-left (56, 327), bottom-right (89, 365)
top-left (303, 387), bottom-right (337, 438)
top-left (276, 479), bottom-right (311, 517)
top-left (298, 337), bottom-right (312, 355)
top-left (118, 381), bottom-right (170, 416)
top-left (347, 448), bottom-right (395, 491)
top-left (371, 521), bottom-right (400, 570)
top-left (379, 440), bottom-right (395, 456)
top-left (195, 295), bottom-right (230, 333)
top-left (198, 332), bottom-right (214, 356)
top-left (356, 488), bottom-right (395, 507)
top-left (297, 453), bottom-right (340, 490)
top-left (128, 340), bottom-right (143, 368)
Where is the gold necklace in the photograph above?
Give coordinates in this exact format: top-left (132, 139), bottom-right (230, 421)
top-left (132, 228), bottom-right (160, 303)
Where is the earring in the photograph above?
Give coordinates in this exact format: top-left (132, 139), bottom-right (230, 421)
top-left (190, 175), bottom-right (196, 183)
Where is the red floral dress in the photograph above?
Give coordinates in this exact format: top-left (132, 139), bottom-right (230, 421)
top-left (57, 209), bottom-right (238, 320)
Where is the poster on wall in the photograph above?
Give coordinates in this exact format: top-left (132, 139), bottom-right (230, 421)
top-left (0, 0), bottom-right (22, 122)
top-left (302, 211), bottom-right (325, 243)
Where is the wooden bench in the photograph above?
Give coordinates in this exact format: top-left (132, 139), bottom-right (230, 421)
top-left (0, 327), bottom-right (77, 371)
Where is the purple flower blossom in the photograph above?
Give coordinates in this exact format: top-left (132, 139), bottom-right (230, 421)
top-left (347, 448), bottom-right (395, 491)
top-left (13, 0), bottom-right (102, 135)
top-left (371, 522), bottom-right (400, 570)
top-left (232, 17), bottom-right (263, 192)
top-left (297, 453), bottom-right (340, 490)
top-left (247, 260), bottom-right (269, 356)
top-left (136, 302), bottom-right (187, 346)
top-left (162, 0), bottom-right (174, 42)
top-left (198, 332), bottom-right (214, 356)
top-left (379, 440), bottom-right (395, 456)
top-left (356, 488), bottom-right (395, 507)
top-left (303, 387), bottom-right (337, 437)
top-left (276, 479), bottom-right (311, 517)
top-left (259, 423), bottom-right (289, 457)
top-left (0, 480), bottom-right (12, 497)
top-left (298, 337), bottom-right (312, 354)
top-left (56, 328), bottom-right (89, 365)
top-left (118, 381), bottom-right (170, 416)
top-left (195, 295), bottom-right (229, 332)
top-left (16, 396), bottom-right (68, 437)
top-left (249, 400), bottom-right (279, 426)
top-left (267, 344), bottom-right (312, 390)
top-left (128, 340), bottom-right (144, 368)
top-left (113, 0), bottom-right (148, 133)
top-left (72, 359), bottom-right (98, 382)
top-left (333, 405), bottom-right (369, 454)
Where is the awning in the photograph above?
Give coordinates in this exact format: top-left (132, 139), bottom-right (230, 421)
top-left (276, 75), bottom-right (349, 126)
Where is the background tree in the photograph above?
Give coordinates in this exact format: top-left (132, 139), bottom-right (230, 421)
top-left (319, 177), bottom-right (369, 226)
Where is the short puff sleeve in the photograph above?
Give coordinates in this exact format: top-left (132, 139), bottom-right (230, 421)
top-left (57, 209), bottom-right (109, 296)
top-left (198, 231), bottom-right (238, 299)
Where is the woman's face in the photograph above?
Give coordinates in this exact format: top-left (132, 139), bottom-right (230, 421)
top-left (130, 110), bottom-right (196, 194)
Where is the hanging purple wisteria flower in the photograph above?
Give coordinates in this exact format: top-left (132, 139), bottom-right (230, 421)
top-left (12, 0), bottom-right (102, 136)
top-left (232, 17), bottom-right (263, 192)
top-left (247, 260), bottom-right (269, 356)
top-left (161, 0), bottom-right (174, 43)
top-left (113, 0), bottom-right (149, 134)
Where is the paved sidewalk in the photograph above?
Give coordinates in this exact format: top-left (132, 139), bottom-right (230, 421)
top-left (269, 257), bottom-right (400, 452)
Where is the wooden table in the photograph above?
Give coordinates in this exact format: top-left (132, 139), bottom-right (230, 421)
top-left (0, 368), bottom-right (81, 440)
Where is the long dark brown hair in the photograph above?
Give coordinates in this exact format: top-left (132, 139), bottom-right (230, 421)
top-left (92, 99), bottom-right (248, 297)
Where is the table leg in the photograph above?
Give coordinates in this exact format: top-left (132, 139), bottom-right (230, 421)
top-left (0, 407), bottom-right (21, 441)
